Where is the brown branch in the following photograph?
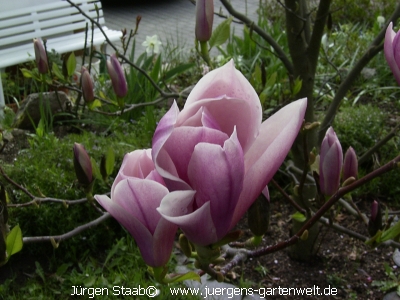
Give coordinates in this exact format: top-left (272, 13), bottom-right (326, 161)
top-left (220, 153), bottom-right (400, 275)
top-left (7, 197), bottom-right (88, 208)
top-left (0, 166), bottom-right (35, 199)
top-left (271, 179), bottom-right (306, 214)
top-left (358, 122), bottom-right (400, 165)
top-left (23, 212), bottom-right (111, 244)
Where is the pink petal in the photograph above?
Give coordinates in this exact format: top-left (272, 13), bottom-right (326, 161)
top-left (184, 60), bottom-right (262, 151)
top-left (158, 126), bottom-right (228, 189)
top-left (230, 98), bottom-right (307, 228)
top-left (187, 128), bottom-right (244, 238)
top-left (157, 191), bottom-right (218, 245)
top-left (112, 178), bottom-right (169, 234)
top-left (177, 97), bottom-right (258, 152)
top-left (94, 194), bottom-right (154, 265)
top-left (152, 101), bottom-right (180, 161)
top-left (112, 149), bottom-right (154, 194)
top-left (385, 23), bottom-right (400, 85)
top-left (151, 217), bottom-right (178, 267)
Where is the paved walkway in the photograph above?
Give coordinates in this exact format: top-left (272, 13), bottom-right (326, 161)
top-left (101, 0), bottom-right (261, 57)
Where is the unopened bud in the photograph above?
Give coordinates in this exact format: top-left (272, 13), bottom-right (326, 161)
top-left (33, 38), bottom-right (48, 74)
top-left (319, 127), bottom-right (343, 196)
top-left (73, 143), bottom-right (93, 186)
top-left (81, 67), bottom-right (95, 103)
top-left (303, 121), bottom-right (320, 131)
top-left (342, 147), bottom-right (358, 181)
top-left (301, 230), bottom-right (309, 241)
top-left (50, 238), bottom-right (59, 249)
top-left (342, 176), bottom-right (356, 187)
top-left (368, 200), bottom-right (383, 237)
top-left (107, 53), bottom-right (128, 98)
top-left (195, 0), bottom-right (214, 42)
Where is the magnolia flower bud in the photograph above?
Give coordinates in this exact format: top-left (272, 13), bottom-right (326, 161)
top-left (319, 127), bottom-right (343, 196)
top-left (342, 147), bottom-right (358, 181)
top-left (195, 0), bottom-right (214, 42)
top-left (33, 38), bottom-right (48, 74)
top-left (81, 67), bottom-right (95, 103)
top-left (384, 23), bottom-right (400, 85)
top-left (73, 143), bottom-right (93, 186)
top-left (368, 200), bottom-right (382, 237)
top-left (106, 53), bottom-right (127, 98)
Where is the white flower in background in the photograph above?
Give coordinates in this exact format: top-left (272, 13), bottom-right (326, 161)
top-left (377, 16), bottom-right (385, 28)
top-left (321, 33), bottom-right (333, 51)
top-left (235, 55), bottom-right (244, 67)
top-left (142, 35), bottom-right (162, 55)
top-left (200, 64), bottom-right (210, 75)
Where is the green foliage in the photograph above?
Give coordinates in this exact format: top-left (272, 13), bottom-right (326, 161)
top-left (333, 105), bottom-right (386, 153)
top-left (372, 263), bottom-right (400, 295)
top-left (1, 236), bottom-right (194, 299)
top-left (333, 104), bottom-right (400, 200)
top-left (331, 0), bottom-right (396, 26)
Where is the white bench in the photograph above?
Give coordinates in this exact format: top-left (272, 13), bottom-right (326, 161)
top-left (0, 0), bottom-right (122, 118)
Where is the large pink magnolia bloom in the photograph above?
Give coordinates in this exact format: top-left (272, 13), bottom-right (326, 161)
top-left (95, 149), bottom-right (177, 267)
top-left (384, 22), bottom-right (400, 85)
top-left (155, 60), bottom-right (307, 246)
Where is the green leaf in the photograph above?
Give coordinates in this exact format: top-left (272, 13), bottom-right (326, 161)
top-left (209, 17), bottom-right (232, 49)
top-left (20, 68), bottom-right (33, 78)
top-left (105, 147), bottom-right (115, 176)
top-left (66, 52), bottom-right (76, 77)
top-left (164, 63), bottom-right (195, 82)
top-left (91, 157), bottom-right (101, 179)
top-left (291, 211), bottom-right (306, 222)
top-left (266, 72), bottom-right (277, 89)
top-left (381, 220), bottom-right (400, 242)
top-left (52, 62), bottom-right (64, 80)
top-left (166, 271), bottom-right (201, 284)
top-left (6, 225), bottom-right (23, 257)
top-left (87, 99), bottom-right (102, 110)
top-left (150, 54), bottom-right (162, 82)
top-left (292, 77), bottom-right (302, 96)
top-left (56, 263), bottom-right (70, 276)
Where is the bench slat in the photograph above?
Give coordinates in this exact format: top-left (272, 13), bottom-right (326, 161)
top-left (0, 27), bottom-right (121, 69)
top-left (0, 6), bottom-right (104, 29)
top-left (0, 18), bottom-right (107, 47)
top-left (1, 12), bottom-right (104, 39)
top-left (0, 0), bottom-right (97, 19)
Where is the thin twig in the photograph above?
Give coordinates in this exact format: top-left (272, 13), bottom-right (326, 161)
top-left (23, 212), bottom-right (111, 244)
top-left (270, 179), bottom-right (306, 214)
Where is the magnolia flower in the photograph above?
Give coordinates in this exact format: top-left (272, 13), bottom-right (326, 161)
top-left (319, 127), bottom-right (343, 196)
top-left (81, 67), bottom-right (95, 103)
top-left (107, 53), bottom-right (127, 98)
top-left (95, 150), bottom-right (177, 267)
top-left (384, 22), bottom-right (400, 85)
top-left (154, 60), bottom-right (307, 246)
top-left (73, 143), bottom-right (93, 186)
top-left (195, 0), bottom-right (214, 42)
top-left (342, 147), bottom-right (358, 181)
top-left (142, 35), bottom-right (162, 55)
top-left (33, 38), bottom-right (48, 74)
